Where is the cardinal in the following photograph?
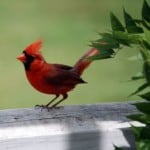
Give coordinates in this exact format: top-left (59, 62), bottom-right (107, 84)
top-left (17, 40), bottom-right (99, 109)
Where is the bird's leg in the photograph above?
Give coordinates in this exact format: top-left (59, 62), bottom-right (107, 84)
top-left (46, 95), bottom-right (59, 107)
top-left (35, 95), bottom-right (59, 109)
top-left (50, 94), bottom-right (68, 109)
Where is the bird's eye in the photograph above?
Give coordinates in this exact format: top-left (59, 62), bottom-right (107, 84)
top-left (22, 51), bottom-right (35, 61)
top-left (22, 50), bottom-right (26, 54)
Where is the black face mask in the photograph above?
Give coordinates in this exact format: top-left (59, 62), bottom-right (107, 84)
top-left (22, 51), bottom-right (35, 71)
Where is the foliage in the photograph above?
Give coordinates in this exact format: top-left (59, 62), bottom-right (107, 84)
top-left (91, 0), bottom-right (150, 149)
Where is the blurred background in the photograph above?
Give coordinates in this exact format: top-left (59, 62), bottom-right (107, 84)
top-left (0, 0), bottom-right (145, 109)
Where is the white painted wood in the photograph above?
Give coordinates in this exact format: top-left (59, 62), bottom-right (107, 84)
top-left (0, 102), bottom-right (141, 150)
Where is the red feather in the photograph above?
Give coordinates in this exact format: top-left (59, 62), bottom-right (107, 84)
top-left (74, 48), bottom-right (99, 75)
top-left (25, 40), bottom-right (42, 56)
top-left (17, 40), bottom-right (99, 109)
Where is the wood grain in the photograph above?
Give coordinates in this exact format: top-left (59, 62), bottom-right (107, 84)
top-left (0, 102), bottom-right (141, 150)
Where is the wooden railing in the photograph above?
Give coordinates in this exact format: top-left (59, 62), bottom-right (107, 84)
top-left (0, 102), bottom-right (142, 150)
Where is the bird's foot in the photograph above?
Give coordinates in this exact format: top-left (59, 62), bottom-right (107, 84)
top-left (35, 104), bottom-right (48, 111)
top-left (35, 104), bottom-right (62, 111)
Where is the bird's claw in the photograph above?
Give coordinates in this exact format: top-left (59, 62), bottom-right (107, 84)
top-left (35, 104), bottom-right (44, 109)
top-left (35, 104), bottom-right (62, 111)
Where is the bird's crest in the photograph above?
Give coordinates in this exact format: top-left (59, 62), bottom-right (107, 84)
top-left (25, 40), bottom-right (42, 55)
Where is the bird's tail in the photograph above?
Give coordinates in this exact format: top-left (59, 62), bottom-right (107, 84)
top-left (73, 48), bottom-right (99, 75)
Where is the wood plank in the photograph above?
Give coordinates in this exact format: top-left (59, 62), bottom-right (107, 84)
top-left (0, 102), bottom-right (141, 150)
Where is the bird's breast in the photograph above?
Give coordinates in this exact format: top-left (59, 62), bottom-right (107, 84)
top-left (26, 69), bottom-right (55, 94)
top-left (25, 69), bottom-right (76, 95)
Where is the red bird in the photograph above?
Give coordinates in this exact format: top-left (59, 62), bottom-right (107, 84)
top-left (17, 40), bottom-right (99, 109)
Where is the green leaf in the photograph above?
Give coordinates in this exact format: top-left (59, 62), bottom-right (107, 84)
top-left (128, 114), bottom-right (150, 124)
top-left (113, 31), bottom-right (141, 46)
top-left (131, 72), bottom-right (144, 80)
top-left (99, 33), bottom-right (120, 49)
top-left (91, 40), bottom-right (118, 51)
top-left (89, 55), bottom-right (111, 60)
top-left (140, 126), bottom-right (150, 140)
top-left (134, 19), bottom-right (143, 24)
top-left (143, 40), bottom-right (150, 50)
top-left (113, 31), bottom-right (131, 46)
top-left (140, 48), bottom-right (150, 61)
top-left (131, 76), bottom-right (144, 80)
top-left (143, 26), bottom-right (150, 42)
top-left (139, 92), bottom-right (150, 101)
top-left (131, 126), bottom-right (143, 140)
top-left (123, 8), bottom-right (143, 33)
top-left (133, 102), bottom-right (150, 114)
top-left (137, 139), bottom-right (150, 150)
top-left (132, 125), bottom-right (150, 138)
top-left (143, 61), bottom-right (150, 83)
top-left (143, 19), bottom-right (150, 30)
top-left (110, 12), bottom-right (125, 32)
top-left (128, 34), bottom-right (142, 44)
top-left (90, 32), bottom-right (120, 60)
top-left (132, 126), bottom-right (150, 148)
top-left (90, 41), bottom-right (116, 57)
top-left (142, 0), bottom-right (150, 22)
top-left (129, 83), bottom-right (149, 96)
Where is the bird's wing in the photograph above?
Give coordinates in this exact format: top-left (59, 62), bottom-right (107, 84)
top-left (44, 64), bottom-right (86, 86)
top-left (53, 64), bottom-right (73, 70)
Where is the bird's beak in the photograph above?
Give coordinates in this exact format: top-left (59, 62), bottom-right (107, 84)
top-left (17, 54), bottom-right (26, 62)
